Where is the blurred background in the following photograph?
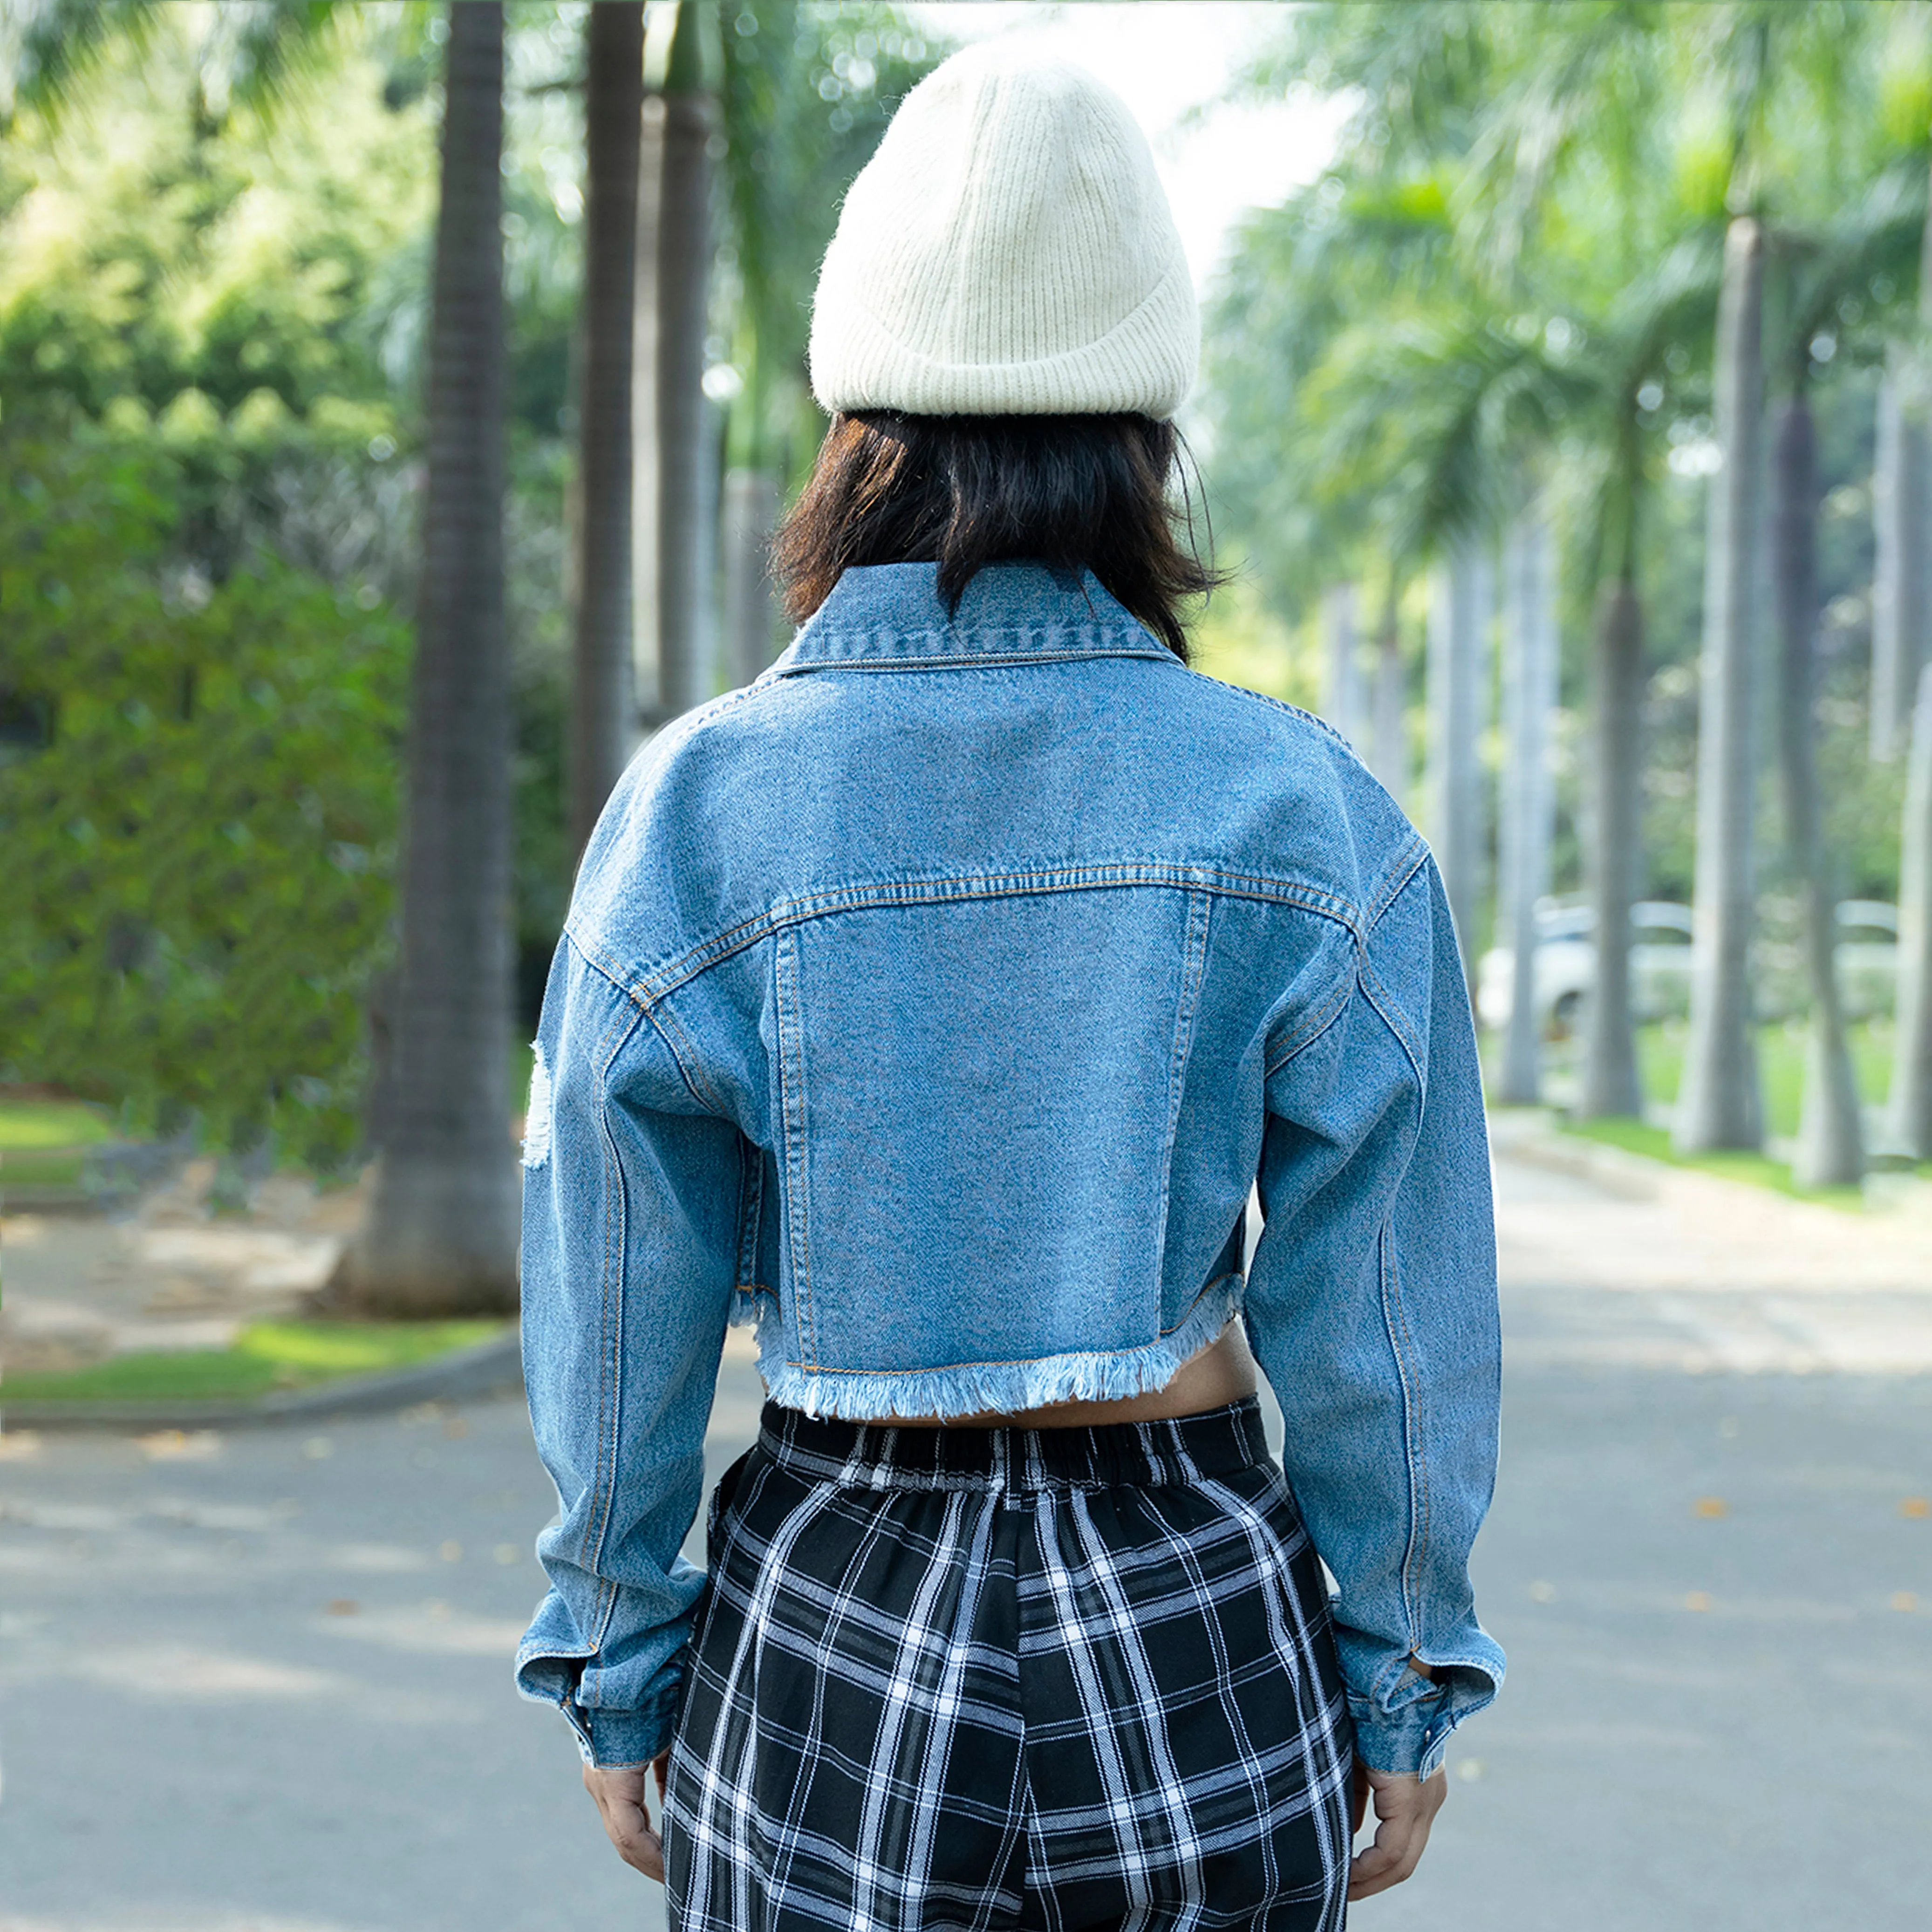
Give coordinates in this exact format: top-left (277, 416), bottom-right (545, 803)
top-left (1, 5), bottom-right (1928, 1930)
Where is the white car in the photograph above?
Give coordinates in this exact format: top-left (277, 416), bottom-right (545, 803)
top-left (1479, 898), bottom-right (1900, 1032)
top-left (1825, 900), bottom-right (1898, 1020)
top-left (1478, 899), bottom-right (1692, 1034)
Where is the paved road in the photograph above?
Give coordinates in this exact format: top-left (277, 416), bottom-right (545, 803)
top-left (2, 1156), bottom-right (1928, 1930)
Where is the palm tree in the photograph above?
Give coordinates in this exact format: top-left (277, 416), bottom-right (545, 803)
top-left (568, 0), bottom-right (644, 861)
top-left (651, 0), bottom-right (717, 720)
top-left (1498, 509), bottom-right (1557, 1105)
top-left (1427, 542), bottom-right (1491, 989)
top-left (1675, 215), bottom-right (1767, 1154)
top-left (346, 0), bottom-right (517, 1317)
top-left (1870, 359), bottom-right (1931, 762)
top-left (1321, 583), bottom-right (1368, 751)
top-left (1764, 174), bottom-right (1928, 1181)
top-left (1887, 162), bottom-right (1932, 1159)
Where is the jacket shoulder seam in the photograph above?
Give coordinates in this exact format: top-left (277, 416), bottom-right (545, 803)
top-left (594, 863), bottom-right (1372, 1008)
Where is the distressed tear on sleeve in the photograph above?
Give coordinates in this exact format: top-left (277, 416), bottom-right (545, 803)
top-left (521, 1042), bottom-right (553, 1168)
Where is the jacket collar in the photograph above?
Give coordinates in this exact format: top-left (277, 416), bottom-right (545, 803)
top-left (766, 560), bottom-right (1175, 677)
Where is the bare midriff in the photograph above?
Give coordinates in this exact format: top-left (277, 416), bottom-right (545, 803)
top-left (872, 1319), bottom-right (1260, 1429)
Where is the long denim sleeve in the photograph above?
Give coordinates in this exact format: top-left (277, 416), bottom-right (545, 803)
top-left (1242, 851), bottom-right (1504, 1780)
top-left (513, 935), bottom-right (740, 1769)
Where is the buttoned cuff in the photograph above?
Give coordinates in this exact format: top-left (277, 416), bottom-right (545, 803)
top-left (1347, 1654), bottom-right (1499, 1779)
top-left (562, 1683), bottom-right (681, 1770)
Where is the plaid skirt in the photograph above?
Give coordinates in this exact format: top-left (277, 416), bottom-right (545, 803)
top-left (663, 1396), bottom-right (1355, 1932)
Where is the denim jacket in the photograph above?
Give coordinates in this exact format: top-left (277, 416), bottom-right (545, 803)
top-left (515, 560), bottom-right (1504, 1780)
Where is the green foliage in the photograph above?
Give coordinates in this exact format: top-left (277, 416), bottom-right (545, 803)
top-left (0, 430), bottom-right (407, 1169)
top-left (715, 4), bottom-right (948, 485)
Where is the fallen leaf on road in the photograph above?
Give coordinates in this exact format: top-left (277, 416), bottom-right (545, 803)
top-left (1892, 1591), bottom-right (1918, 1612)
top-left (1900, 1497), bottom-right (1929, 1519)
top-left (326, 1598), bottom-right (360, 1616)
top-left (1685, 1591), bottom-right (1713, 1612)
top-left (1693, 1497), bottom-right (1729, 1518)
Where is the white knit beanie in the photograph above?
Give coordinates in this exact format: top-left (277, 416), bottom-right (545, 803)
top-left (807, 43), bottom-right (1198, 420)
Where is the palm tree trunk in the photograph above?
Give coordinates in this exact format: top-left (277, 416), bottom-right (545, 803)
top-left (632, 89), bottom-right (665, 722)
top-left (656, 1), bottom-right (716, 717)
top-left (1773, 393), bottom-right (1863, 1185)
top-left (720, 466), bottom-right (782, 686)
top-left (1869, 362), bottom-right (1930, 762)
top-left (568, 1), bottom-right (644, 862)
top-left (1676, 216), bottom-right (1766, 1154)
top-left (1498, 512), bottom-right (1556, 1106)
top-left (1579, 574), bottom-right (1645, 1118)
top-left (347, 1), bottom-right (516, 1316)
top-left (1427, 541), bottom-right (1489, 995)
top-left (1322, 582), bottom-right (1367, 751)
top-left (1883, 157), bottom-right (1932, 1158)
top-left (1369, 584), bottom-right (1406, 801)
top-left (1889, 661), bottom-right (1932, 1155)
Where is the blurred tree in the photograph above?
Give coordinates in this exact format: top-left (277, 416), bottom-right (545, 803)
top-left (710, 6), bottom-right (946, 683)
top-left (1676, 213), bottom-right (1768, 1154)
top-left (568, 0), bottom-right (644, 860)
top-left (646, 0), bottom-right (717, 722)
top-left (0, 433), bottom-right (405, 1173)
top-left (346, 1), bottom-right (516, 1317)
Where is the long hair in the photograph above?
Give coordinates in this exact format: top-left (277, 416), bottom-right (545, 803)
top-left (770, 411), bottom-right (1226, 662)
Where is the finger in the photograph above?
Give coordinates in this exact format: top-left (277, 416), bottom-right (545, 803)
top-left (596, 1783), bottom-right (666, 1880)
top-left (1347, 1778), bottom-right (1443, 1899)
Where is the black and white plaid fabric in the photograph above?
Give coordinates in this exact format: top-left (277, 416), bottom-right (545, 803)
top-left (664, 1396), bottom-right (1354, 1932)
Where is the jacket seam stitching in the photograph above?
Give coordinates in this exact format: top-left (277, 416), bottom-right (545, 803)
top-left (1378, 1217), bottom-right (1430, 1649)
top-left (583, 995), bottom-right (649, 1640)
top-left (1368, 835), bottom-right (1431, 924)
top-left (771, 643), bottom-right (1176, 677)
top-left (773, 927), bottom-right (817, 1367)
top-left (1150, 887), bottom-right (1214, 1301)
top-left (644, 996), bottom-right (727, 1115)
top-left (578, 867), bottom-right (1368, 1008)
top-left (1263, 969), bottom-right (1358, 1079)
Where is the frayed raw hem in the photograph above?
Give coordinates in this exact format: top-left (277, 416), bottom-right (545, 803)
top-left (753, 1274), bottom-right (1246, 1421)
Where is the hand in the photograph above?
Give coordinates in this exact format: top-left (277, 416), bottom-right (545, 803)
top-left (1347, 1760), bottom-right (1447, 1901)
top-left (583, 1750), bottom-right (672, 1880)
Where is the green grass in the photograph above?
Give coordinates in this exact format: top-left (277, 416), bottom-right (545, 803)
top-left (1633, 1021), bottom-right (1895, 1141)
top-left (1488, 1018), bottom-right (1924, 1207)
top-left (0, 1094), bottom-right (117, 1191)
top-left (0, 1095), bottom-right (116, 1151)
top-left (1557, 1113), bottom-right (1869, 1209)
top-left (1, 1319), bottom-right (509, 1405)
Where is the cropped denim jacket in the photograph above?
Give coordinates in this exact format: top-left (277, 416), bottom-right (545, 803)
top-left (515, 560), bottom-right (1504, 1781)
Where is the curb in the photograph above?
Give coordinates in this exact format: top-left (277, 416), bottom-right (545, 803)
top-left (1488, 1117), bottom-right (1666, 1201)
top-left (0, 1330), bottom-right (524, 1432)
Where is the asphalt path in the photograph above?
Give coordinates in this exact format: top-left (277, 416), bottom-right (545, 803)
top-left (2, 1155), bottom-right (1928, 1931)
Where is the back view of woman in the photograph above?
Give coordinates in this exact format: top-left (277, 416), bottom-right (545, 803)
top-left (516, 44), bottom-right (1504, 1930)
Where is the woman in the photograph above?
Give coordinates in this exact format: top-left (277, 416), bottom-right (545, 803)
top-left (517, 44), bottom-right (1503, 1930)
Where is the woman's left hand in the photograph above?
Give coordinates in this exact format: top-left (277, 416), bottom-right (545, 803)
top-left (583, 1750), bottom-right (672, 1879)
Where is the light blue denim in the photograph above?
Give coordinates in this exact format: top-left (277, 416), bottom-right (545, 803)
top-left (515, 559), bottom-right (1504, 1781)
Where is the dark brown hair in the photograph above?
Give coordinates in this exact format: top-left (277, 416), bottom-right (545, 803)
top-left (770, 411), bottom-right (1226, 662)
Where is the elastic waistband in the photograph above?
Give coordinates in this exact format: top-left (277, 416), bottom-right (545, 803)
top-left (755, 1394), bottom-right (1270, 1493)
